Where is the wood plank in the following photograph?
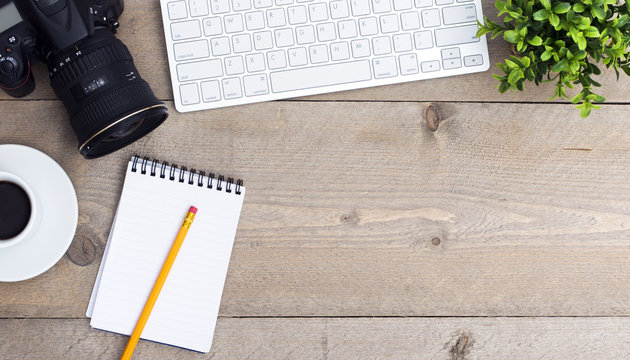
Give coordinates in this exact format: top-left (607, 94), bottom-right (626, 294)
top-left (3, 1), bottom-right (630, 103)
top-left (2, 317), bottom-right (630, 359)
top-left (2, 101), bottom-right (630, 317)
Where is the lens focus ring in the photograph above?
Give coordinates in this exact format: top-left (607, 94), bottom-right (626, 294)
top-left (49, 39), bottom-right (132, 95)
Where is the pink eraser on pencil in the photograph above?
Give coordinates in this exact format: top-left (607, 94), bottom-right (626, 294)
top-left (189, 206), bottom-right (198, 214)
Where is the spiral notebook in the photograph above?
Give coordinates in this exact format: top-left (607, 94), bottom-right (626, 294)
top-left (86, 156), bottom-right (245, 353)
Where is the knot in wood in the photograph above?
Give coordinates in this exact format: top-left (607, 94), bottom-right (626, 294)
top-left (66, 233), bottom-right (97, 266)
top-left (424, 104), bottom-right (440, 132)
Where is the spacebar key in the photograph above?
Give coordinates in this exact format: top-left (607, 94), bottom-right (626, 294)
top-left (270, 60), bottom-right (372, 93)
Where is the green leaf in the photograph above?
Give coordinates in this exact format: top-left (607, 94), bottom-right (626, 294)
top-left (507, 69), bottom-right (524, 85)
top-left (527, 36), bottom-right (543, 46)
top-left (549, 13), bottom-right (560, 27)
top-left (505, 59), bottom-right (518, 69)
top-left (541, 51), bottom-right (552, 61)
top-left (577, 33), bottom-right (587, 50)
top-left (552, 2), bottom-right (571, 14)
top-left (533, 9), bottom-right (550, 20)
top-left (571, 92), bottom-right (585, 103)
top-left (584, 26), bottom-right (600, 38)
top-left (498, 81), bottom-right (510, 93)
top-left (552, 59), bottom-right (568, 73)
top-left (540, 0), bottom-right (551, 10)
top-left (503, 30), bottom-right (520, 43)
top-left (573, 3), bottom-right (585, 12)
top-left (590, 6), bottom-right (605, 21)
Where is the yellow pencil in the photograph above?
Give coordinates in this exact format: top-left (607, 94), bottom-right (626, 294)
top-left (120, 206), bottom-right (198, 360)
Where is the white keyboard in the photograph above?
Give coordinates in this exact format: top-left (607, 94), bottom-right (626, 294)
top-left (160, 0), bottom-right (490, 112)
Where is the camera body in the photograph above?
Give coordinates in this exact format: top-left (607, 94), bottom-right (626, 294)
top-left (0, 0), bottom-right (168, 159)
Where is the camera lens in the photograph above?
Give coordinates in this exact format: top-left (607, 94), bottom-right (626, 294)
top-left (48, 29), bottom-right (168, 159)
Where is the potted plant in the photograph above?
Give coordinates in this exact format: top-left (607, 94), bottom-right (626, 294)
top-left (477, 0), bottom-right (630, 117)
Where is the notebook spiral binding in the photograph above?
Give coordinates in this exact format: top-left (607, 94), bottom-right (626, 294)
top-left (130, 155), bottom-right (243, 195)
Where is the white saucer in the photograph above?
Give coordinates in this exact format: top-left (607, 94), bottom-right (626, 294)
top-left (0, 145), bottom-right (78, 282)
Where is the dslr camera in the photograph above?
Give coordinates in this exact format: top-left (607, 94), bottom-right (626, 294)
top-left (0, 0), bottom-right (168, 158)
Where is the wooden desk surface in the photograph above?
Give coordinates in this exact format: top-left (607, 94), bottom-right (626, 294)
top-left (3, 1), bottom-right (630, 359)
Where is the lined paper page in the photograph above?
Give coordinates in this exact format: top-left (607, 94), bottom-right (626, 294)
top-left (89, 160), bottom-right (245, 353)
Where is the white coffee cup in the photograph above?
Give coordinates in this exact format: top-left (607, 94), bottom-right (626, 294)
top-left (0, 171), bottom-right (38, 248)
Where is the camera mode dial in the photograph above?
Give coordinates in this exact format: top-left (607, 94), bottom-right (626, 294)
top-left (0, 57), bottom-right (18, 75)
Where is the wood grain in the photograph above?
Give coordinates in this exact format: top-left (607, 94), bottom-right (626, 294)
top-left (2, 317), bottom-right (630, 360)
top-left (3, 1), bottom-right (630, 104)
top-left (2, 101), bottom-right (630, 318)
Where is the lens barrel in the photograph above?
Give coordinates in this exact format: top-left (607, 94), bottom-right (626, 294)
top-left (48, 29), bottom-right (167, 158)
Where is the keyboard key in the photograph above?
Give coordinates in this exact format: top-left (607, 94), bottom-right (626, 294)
top-left (441, 47), bottom-right (460, 59)
top-left (330, 41), bottom-right (350, 60)
top-left (211, 0), bottom-right (230, 14)
top-left (288, 6), bottom-right (308, 24)
top-left (379, 14), bottom-right (399, 33)
top-left (245, 11), bottom-right (265, 30)
top-left (211, 36), bottom-right (231, 55)
top-left (421, 8), bottom-right (441, 27)
top-left (443, 57), bottom-right (461, 69)
top-left (296, 25), bottom-right (316, 44)
top-left (288, 47), bottom-right (308, 66)
top-left (225, 55), bottom-right (245, 74)
top-left (222, 77), bottom-right (243, 99)
top-left (421, 60), bottom-right (440, 72)
top-left (270, 60), bottom-right (371, 92)
top-left (372, 36), bottom-right (391, 55)
top-left (401, 11), bottom-right (420, 30)
top-left (399, 53), bottom-right (419, 75)
top-left (372, 0), bottom-right (391, 13)
top-left (224, 14), bottom-right (244, 33)
top-left (233, 33), bottom-right (253, 53)
top-left (190, 0), bottom-right (209, 16)
top-left (309, 44), bottom-right (329, 63)
top-left (203, 17), bottom-right (223, 36)
top-left (442, 4), bottom-right (477, 25)
top-left (393, 33), bottom-right (412, 52)
top-left (373, 56), bottom-right (398, 78)
top-left (434, 24), bottom-right (479, 46)
top-left (201, 80), bottom-right (221, 102)
top-left (254, 0), bottom-right (273, 7)
top-left (338, 19), bottom-right (358, 39)
top-left (254, 31), bottom-right (273, 49)
top-left (232, 0), bottom-right (252, 10)
top-left (167, 1), bottom-right (188, 20)
top-left (246, 53), bottom-right (266, 71)
top-left (436, 0), bottom-right (453, 4)
top-left (316, 22), bottom-right (336, 41)
top-left (308, 3), bottom-right (329, 21)
top-left (275, 28), bottom-right (295, 47)
top-left (393, 0), bottom-right (412, 10)
top-left (276, 0), bottom-right (294, 4)
top-left (359, 17), bottom-right (378, 36)
top-left (267, 50), bottom-right (288, 69)
top-left (350, 0), bottom-right (370, 16)
top-left (464, 54), bottom-right (483, 66)
top-left (244, 74), bottom-right (270, 96)
top-left (330, 0), bottom-right (350, 19)
top-left (413, 30), bottom-right (433, 49)
top-left (415, 0), bottom-right (432, 6)
top-left (267, 8), bottom-right (287, 27)
top-left (177, 59), bottom-right (223, 81)
top-left (171, 20), bottom-right (201, 41)
top-left (351, 38), bottom-right (370, 57)
top-left (174, 39), bottom-right (210, 61)
top-left (180, 83), bottom-right (200, 105)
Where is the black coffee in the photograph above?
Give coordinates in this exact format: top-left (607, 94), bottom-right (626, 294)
top-left (0, 181), bottom-right (32, 240)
